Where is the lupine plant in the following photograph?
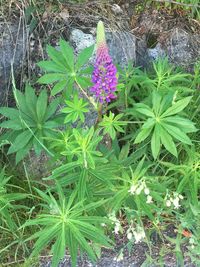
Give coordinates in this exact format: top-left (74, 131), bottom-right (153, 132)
top-left (0, 20), bottom-right (199, 267)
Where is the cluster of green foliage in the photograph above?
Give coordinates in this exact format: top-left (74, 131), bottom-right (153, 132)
top-left (0, 38), bottom-right (200, 267)
top-left (138, 0), bottom-right (200, 19)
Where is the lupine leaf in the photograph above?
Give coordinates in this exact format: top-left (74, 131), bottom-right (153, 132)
top-left (151, 124), bottom-right (160, 159)
top-left (36, 89), bottom-right (48, 122)
top-left (159, 124), bottom-right (177, 157)
top-left (76, 45), bottom-right (94, 70)
top-left (161, 122), bottom-right (192, 145)
top-left (161, 96), bottom-right (192, 117)
top-left (7, 130), bottom-right (33, 154)
top-left (59, 40), bottom-right (74, 71)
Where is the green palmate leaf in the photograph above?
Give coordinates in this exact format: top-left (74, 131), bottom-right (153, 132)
top-left (151, 124), bottom-right (160, 159)
top-left (24, 185), bottom-right (112, 267)
top-left (36, 89), bottom-right (48, 122)
top-left (159, 125), bottom-right (177, 157)
top-left (163, 116), bottom-right (197, 133)
top-left (0, 107), bottom-right (19, 119)
top-left (134, 127), bottom-right (153, 144)
top-left (99, 112), bottom-right (126, 140)
top-left (15, 89), bottom-right (30, 114)
top-left (38, 73), bottom-right (65, 84)
top-left (51, 80), bottom-right (67, 96)
top-left (134, 103), bottom-right (155, 117)
top-left (119, 143), bottom-right (130, 161)
top-left (37, 60), bottom-right (66, 73)
top-left (51, 227), bottom-right (66, 267)
top-left (16, 142), bottom-right (32, 164)
top-left (7, 130), bottom-right (33, 155)
top-left (62, 95), bottom-right (89, 123)
top-left (25, 85), bottom-right (37, 120)
top-left (59, 39), bottom-right (74, 71)
top-left (44, 97), bottom-right (61, 121)
top-left (0, 120), bottom-right (23, 130)
top-left (47, 45), bottom-right (67, 68)
top-left (161, 96), bottom-right (192, 117)
top-left (0, 85), bottom-right (61, 163)
top-left (161, 122), bottom-right (192, 145)
top-left (152, 91), bottom-right (162, 115)
top-left (75, 45), bottom-right (94, 70)
top-left (71, 226), bottom-right (96, 262)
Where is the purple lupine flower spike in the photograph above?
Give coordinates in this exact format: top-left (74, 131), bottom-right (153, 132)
top-left (90, 21), bottom-right (118, 103)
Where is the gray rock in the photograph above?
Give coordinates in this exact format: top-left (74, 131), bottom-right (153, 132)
top-left (69, 29), bottom-right (95, 53)
top-left (69, 28), bottom-right (136, 68)
top-left (106, 31), bottom-right (136, 68)
top-left (148, 43), bottom-right (166, 61)
top-left (0, 21), bottom-right (28, 106)
top-left (164, 28), bottom-right (200, 70)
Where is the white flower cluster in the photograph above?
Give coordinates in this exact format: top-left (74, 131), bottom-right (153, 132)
top-left (126, 222), bottom-right (146, 243)
top-left (114, 250), bottom-right (124, 262)
top-left (128, 180), bottom-right (153, 204)
top-left (165, 192), bottom-right (183, 209)
top-left (189, 237), bottom-right (196, 250)
top-left (108, 212), bottom-right (122, 235)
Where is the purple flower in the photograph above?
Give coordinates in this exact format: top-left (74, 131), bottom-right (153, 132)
top-left (90, 21), bottom-right (118, 103)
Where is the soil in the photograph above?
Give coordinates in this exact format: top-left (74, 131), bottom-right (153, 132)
top-left (39, 224), bottom-right (196, 267)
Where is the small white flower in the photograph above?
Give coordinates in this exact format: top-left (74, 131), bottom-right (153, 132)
top-left (127, 232), bottom-right (133, 240)
top-left (114, 222), bottom-right (121, 234)
top-left (114, 225), bottom-right (120, 234)
top-left (133, 228), bottom-right (145, 243)
top-left (146, 195), bottom-right (153, 204)
top-left (189, 237), bottom-right (195, 244)
top-left (166, 199), bottom-right (171, 207)
top-left (144, 187), bottom-right (150, 195)
top-left (114, 251), bottom-right (123, 262)
top-left (128, 184), bottom-right (137, 195)
top-left (101, 223), bottom-right (106, 227)
top-left (178, 194), bottom-right (184, 199)
top-left (136, 185), bottom-right (143, 195)
top-left (173, 197), bottom-right (180, 209)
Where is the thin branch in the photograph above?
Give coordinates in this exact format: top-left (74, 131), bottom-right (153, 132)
top-left (152, 0), bottom-right (200, 8)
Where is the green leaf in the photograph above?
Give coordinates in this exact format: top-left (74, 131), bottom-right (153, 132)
top-left (15, 89), bottom-right (30, 115)
top-left (134, 127), bottom-right (153, 144)
top-left (70, 225), bottom-right (97, 262)
top-left (51, 226), bottom-right (66, 267)
top-left (163, 116), bottom-right (197, 133)
top-left (76, 45), bottom-right (94, 70)
top-left (15, 142), bottom-right (32, 164)
top-left (161, 122), bottom-right (192, 145)
top-left (119, 143), bottom-right (130, 161)
top-left (161, 96), bottom-right (192, 117)
top-left (0, 120), bottom-right (23, 130)
top-left (47, 45), bottom-right (67, 68)
top-left (38, 74), bottom-right (65, 84)
top-left (44, 97), bottom-right (61, 121)
top-left (37, 61), bottom-right (66, 73)
top-left (7, 130), bottom-right (33, 154)
top-left (159, 125), bottom-right (177, 157)
top-left (51, 80), bottom-right (67, 96)
top-left (59, 40), bottom-right (74, 71)
top-left (151, 124), bottom-right (160, 159)
top-left (36, 89), bottom-right (48, 122)
top-left (152, 91), bottom-right (162, 116)
top-left (134, 103), bottom-right (155, 117)
top-left (25, 85), bottom-right (37, 121)
top-left (0, 107), bottom-right (19, 120)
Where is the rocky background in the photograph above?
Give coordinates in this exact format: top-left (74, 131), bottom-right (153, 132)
top-left (0, 1), bottom-right (199, 108)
